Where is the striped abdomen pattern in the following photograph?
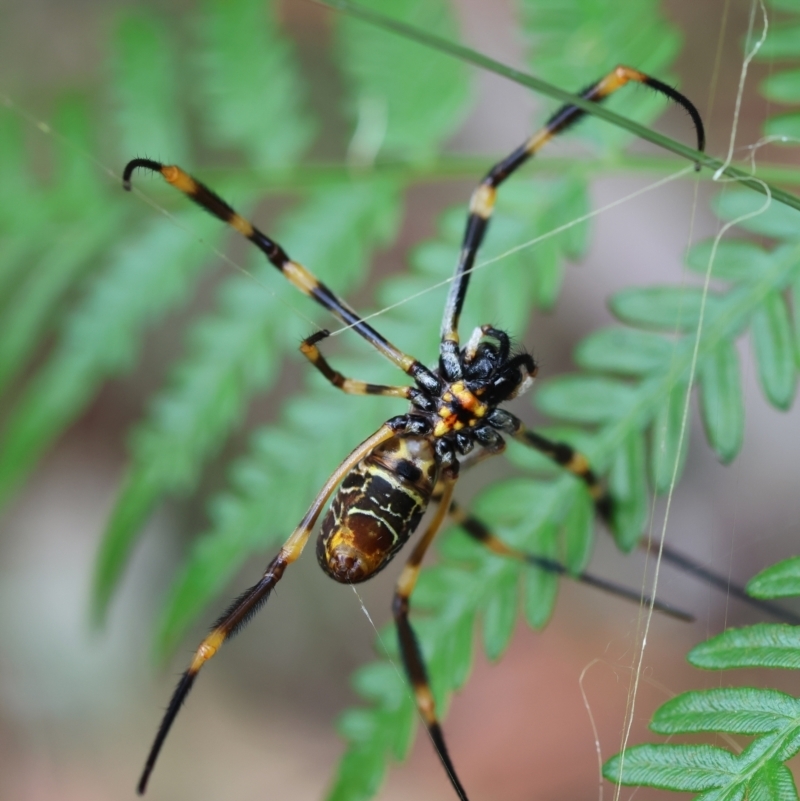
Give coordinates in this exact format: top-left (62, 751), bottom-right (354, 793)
top-left (317, 437), bottom-right (438, 583)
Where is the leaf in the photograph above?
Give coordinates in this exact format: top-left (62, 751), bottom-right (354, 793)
top-left (749, 764), bottom-right (799, 801)
top-left (686, 239), bottom-right (772, 283)
top-left (650, 377), bottom-right (689, 494)
top-left (651, 688), bottom-right (800, 735)
top-left (765, 0), bottom-right (800, 12)
top-left (688, 624), bottom-right (800, 671)
top-left (757, 23), bottom-right (800, 60)
top-left (523, 522), bottom-right (559, 629)
top-left (92, 470), bottom-right (164, 624)
top-left (0, 210), bottom-right (223, 509)
top-left (335, 0), bottom-right (471, 161)
top-left (608, 429), bottom-right (648, 551)
top-left (194, 0), bottom-right (315, 168)
top-left (0, 207), bottom-right (125, 394)
top-left (575, 327), bottom-right (674, 376)
top-left (603, 743), bottom-right (738, 791)
top-left (560, 488), bottom-right (593, 573)
top-left (481, 564), bottom-right (519, 661)
top-left (47, 98), bottom-right (105, 213)
top-left (698, 341), bottom-right (744, 463)
top-left (793, 275), bottom-right (800, 364)
top-left (535, 375), bottom-right (638, 424)
top-left (765, 112), bottom-right (800, 142)
top-left (748, 557), bottom-right (800, 600)
top-left (0, 112), bottom-right (39, 227)
top-left (352, 662), bottom-right (406, 709)
top-left (110, 9), bottom-right (189, 163)
top-left (473, 478), bottom-right (562, 541)
top-left (760, 69), bottom-right (800, 104)
top-left (751, 291), bottom-right (797, 409)
top-left (611, 287), bottom-right (722, 332)
top-left (713, 190), bottom-right (800, 242)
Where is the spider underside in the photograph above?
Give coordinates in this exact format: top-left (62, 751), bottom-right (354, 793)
top-left (124, 65), bottom-right (706, 801)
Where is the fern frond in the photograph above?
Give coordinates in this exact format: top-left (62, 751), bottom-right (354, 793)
top-left (0, 208), bottom-right (225, 509)
top-left (110, 9), bottom-right (190, 164)
top-left (4, 2), bottom-right (800, 800)
top-left (335, 0), bottom-right (471, 160)
top-left (605, 556), bottom-right (800, 800)
top-left (754, 2), bottom-right (800, 143)
top-left (194, 0), bottom-right (316, 168)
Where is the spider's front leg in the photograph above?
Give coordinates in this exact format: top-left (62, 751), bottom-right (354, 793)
top-left (122, 159), bottom-right (441, 393)
top-left (299, 329), bottom-right (436, 410)
top-left (438, 66), bottom-right (705, 373)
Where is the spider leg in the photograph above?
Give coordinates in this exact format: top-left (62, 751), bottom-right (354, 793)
top-left (644, 540), bottom-right (800, 626)
top-left (300, 329), bottom-right (414, 399)
top-left (488, 410), bottom-right (612, 522)
top-left (122, 159), bottom-right (440, 392)
top-left (439, 66), bottom-right (705, 362)
top-left (446, 498), bottom-right (692, 622)
top-left (428, 438), bottom-right (690, 622)
top-left (492, 415), bottom-right (800, 624)
top-left (136, 421), bottom-right (399, 795)
top-left (393, 472), bottom-right (470, 801)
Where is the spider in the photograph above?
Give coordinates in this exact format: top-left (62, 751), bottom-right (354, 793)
top-left (124, 65), bottom-right (705, 800)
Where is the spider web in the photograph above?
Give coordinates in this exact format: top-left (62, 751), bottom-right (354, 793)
top-left (613, 5), bottom-right (772, 801)
top-left (0, 2), bottom-right (795, 799)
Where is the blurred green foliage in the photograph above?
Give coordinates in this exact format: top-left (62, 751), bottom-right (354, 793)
top-left (1, 0), bottom-right (800, 798)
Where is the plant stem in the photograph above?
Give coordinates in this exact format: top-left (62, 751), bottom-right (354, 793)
top-left (315, 0), bottom-right (800, 214)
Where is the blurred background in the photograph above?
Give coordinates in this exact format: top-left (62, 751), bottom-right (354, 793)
top-left (1, 0), bottom-right (799, 800)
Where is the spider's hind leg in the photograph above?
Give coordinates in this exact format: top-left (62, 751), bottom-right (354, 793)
top-left (393, 471), bottom-right (471, 801)
top-left (446, 499), bottom-right (692, 622)
top-left (517, 427), bottom-right (613, 522)
top-left (135, 422), bottom-right (400, 795)
top-left (491, 415), bottom-right (800, 624)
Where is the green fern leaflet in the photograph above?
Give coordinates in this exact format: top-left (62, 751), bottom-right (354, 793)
top-left (605, 557), bottom-right (800, 800)
top-left (2, 0), bottom-right (800, 799)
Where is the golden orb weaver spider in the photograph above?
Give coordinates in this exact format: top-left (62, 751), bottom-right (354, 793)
top-left (124, 65), bottom-right (705, 801)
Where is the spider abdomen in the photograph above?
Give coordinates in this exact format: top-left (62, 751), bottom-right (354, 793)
top-left (317, 437), bottom-right (437, 583)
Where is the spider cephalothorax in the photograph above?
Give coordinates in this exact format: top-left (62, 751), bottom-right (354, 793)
top-left (125, 65), bottom-right (705, 801)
